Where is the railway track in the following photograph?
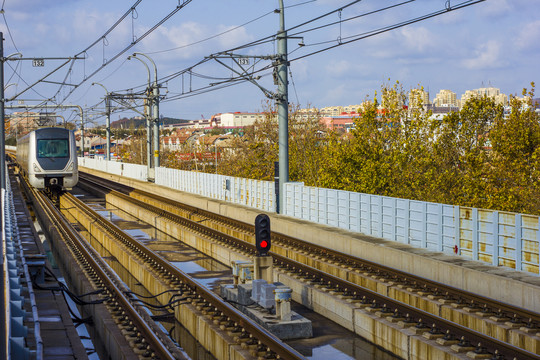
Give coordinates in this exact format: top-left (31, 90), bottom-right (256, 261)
top-left (21, 173), bottom-right (185, 359)
top-left (78, 171), bottom-right (540, 360)
top-left (56, 189), bottom-right (305, 360)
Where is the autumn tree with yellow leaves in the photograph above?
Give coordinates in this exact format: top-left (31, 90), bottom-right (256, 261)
top-left (218, 102), bottom-right (328, 185)
top-left (201, 82), bottom-right (540, 215)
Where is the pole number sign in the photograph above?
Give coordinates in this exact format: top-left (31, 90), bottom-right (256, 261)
top-left (32, 59), bottom-right (45, 67)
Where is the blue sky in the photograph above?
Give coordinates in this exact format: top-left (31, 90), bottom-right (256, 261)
top-left (2, 0), bottom-right (539, 125)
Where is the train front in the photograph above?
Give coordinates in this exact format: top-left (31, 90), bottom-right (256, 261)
top-left (31, 127), bottom-right (78, 190)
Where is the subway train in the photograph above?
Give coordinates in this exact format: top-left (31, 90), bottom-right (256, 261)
top-left (17, 127), bottom-right (79, 190)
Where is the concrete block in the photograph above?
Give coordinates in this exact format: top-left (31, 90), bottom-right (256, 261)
top-left (251, 279), bottom-right (267, 303)
top-left (239, 305), bottom-right (312, 340)
top-left (237, 284), bottom-right (253, 306)
top-left (259, 283), bottom-right (277, 309)
top-left (220, 284), bottom-right (238, 303)
top-left (220, 284), bottom-right (312, 340)
top-left (276, 272), bottom-right (313, 308)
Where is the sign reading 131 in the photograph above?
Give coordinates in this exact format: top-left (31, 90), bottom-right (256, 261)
top-left (238, 58), bottom-right (249, 65)
top-left (32, 59), bottom-right (45, 67)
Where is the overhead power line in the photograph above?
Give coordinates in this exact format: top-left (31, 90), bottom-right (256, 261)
top-left (117, 0), bottom-right (486, 112)
top-left (56, 0), bottom-right (195, 105)
top-left (289, 0), bottom-right (486, 63)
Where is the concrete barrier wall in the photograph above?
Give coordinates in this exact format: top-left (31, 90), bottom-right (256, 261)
top-left (284, 182), bottom-right (539, 275)
top-left (78, 158), bottom-right (540, 275)
top-left (78, 157), bottom-right (147, 180)
top-left (155, 166), bottom-right (276, 212)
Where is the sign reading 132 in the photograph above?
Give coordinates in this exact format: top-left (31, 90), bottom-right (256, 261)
top-left (32, 59), bottom-right (45, 67)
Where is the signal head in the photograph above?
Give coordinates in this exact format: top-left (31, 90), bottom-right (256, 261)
top-left (255, 214), bottom-right (271, 256)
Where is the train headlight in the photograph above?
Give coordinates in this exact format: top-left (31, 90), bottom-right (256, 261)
top-left (67, 163), bottom-right (74, 171)
top-left (33, 163), bottom-right (41, 172)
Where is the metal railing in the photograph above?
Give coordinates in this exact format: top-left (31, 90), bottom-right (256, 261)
top-left (2, 167), bottom-right (36, 359)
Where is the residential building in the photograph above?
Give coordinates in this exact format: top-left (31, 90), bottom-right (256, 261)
top-left (217, 112), bottom-right (266, 127)
top-left (320, 106), bottom-right (343, 116)
top-left (461, 87), bottom-right (508, 107)
top-left (433, 90), bottom-right (458, 107)
top-left (161, 129), bottom-right (199, 151)
top-left (320, 115), bottom-right (355, 132)
top-left (408, 89), bottom-right (430, 108)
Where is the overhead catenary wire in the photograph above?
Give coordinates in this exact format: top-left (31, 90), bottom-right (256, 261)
top-left (1, 0), bottom-right (193, 115)
top-left (117, 0), bottom-right (361, 93)
top-left (3, 0), bottom-right (487, 124)
top-left (142, 0), bottom-right (486, 109)
top-left (118, 0), bottom-right (421, 99)
top-left (289, 0), bottom-right (486, 63)
top-left (56, 0), bottom-right (194, 105)
top-left (286, 0), bottom-right (415, 39)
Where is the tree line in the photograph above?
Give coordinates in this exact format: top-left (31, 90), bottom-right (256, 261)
top-left (217, 83), bottom-right (540, 215)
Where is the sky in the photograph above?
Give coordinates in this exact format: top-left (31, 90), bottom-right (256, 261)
top-left (1, 0), bottom-right (539, 127)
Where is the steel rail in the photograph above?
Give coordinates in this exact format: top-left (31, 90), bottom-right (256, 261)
top-left (78, 175), bottom-right (540, 360)
top-left (62, 191), bottom-right (306, 360)
top-left (79, 172), bottom-right (540, 326)
top-left (31, 188), bottom-right (179, 360)
top-left (272, 254), bottom-right (540, 360)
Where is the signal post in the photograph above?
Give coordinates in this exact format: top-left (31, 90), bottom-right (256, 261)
top-left (253, 214), bottom-right (273, 283)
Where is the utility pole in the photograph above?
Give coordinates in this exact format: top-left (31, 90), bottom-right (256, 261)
top-left (0, 31), bottom-right (6, 360)
top-left (276, 0), bottom-right (289, 214)
top-left (152, 82), bottom-right (160, 167)
top-left (128, 54), bottom-right (153, 178)
top-left (92, 82), bottom-right (111, 160)
top-left (132, 52), bottom-right (160, 169)
top-left (206, 1), bottom-right (290, 213)
top-left (105, 95), bottom-right (111, 160)
top-left (144, 89), bottom-right (152, 169)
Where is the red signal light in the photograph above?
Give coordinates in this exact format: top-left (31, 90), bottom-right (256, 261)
top-left (255, 214), bottom-right (271, 256)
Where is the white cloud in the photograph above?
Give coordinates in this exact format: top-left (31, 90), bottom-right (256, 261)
top-left (325, 60), bottom-right (351, 77)
top-left (515, 20), bottom-right (540, 50)
top-left (141, 22), bottom-right (254, 59)
top-left (216, 25), bottom-right (252, 49)
top-left (6, 0), bottom-right (74, 12)
top-left (462, 40), bottom-right (504, 69)
top-left (400, 26), bottom-right (434, 53)
top-left (479, 0), bottom-right (512, 17)
top-left (143, 22), bottom-right (208, 58)
top-left (289, 59), bottom-right (308, 81)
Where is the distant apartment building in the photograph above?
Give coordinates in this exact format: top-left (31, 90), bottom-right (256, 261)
top-left (433, 89), bottom-right (458, 107)
top-left (408, 89), bottom-right (430, 108)
top-left (461, 87), bottom-right (508, 107)
top-left (319, 115), bottom-right (355, 132)
top-left (163, 118), bottom-right (212, 131)
top-left (213, 112), bottom-right (267, 127)
top-left (7, 111), bottom-right (56, 136)
top-left (320, 106), bottom-right (343, 116)
top-left (296, 107), bottom-right (320, 121)
top-left (320, 105), bottom-right (363, 116)
top-left (342, 104), bottom-right (362, 113)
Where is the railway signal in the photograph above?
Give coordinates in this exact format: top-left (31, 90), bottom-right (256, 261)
top-left (255, 214), bottom-right (271, 256)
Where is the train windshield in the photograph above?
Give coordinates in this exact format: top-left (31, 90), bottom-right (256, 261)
top-left (37, 139), bottom-right (69, 158)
